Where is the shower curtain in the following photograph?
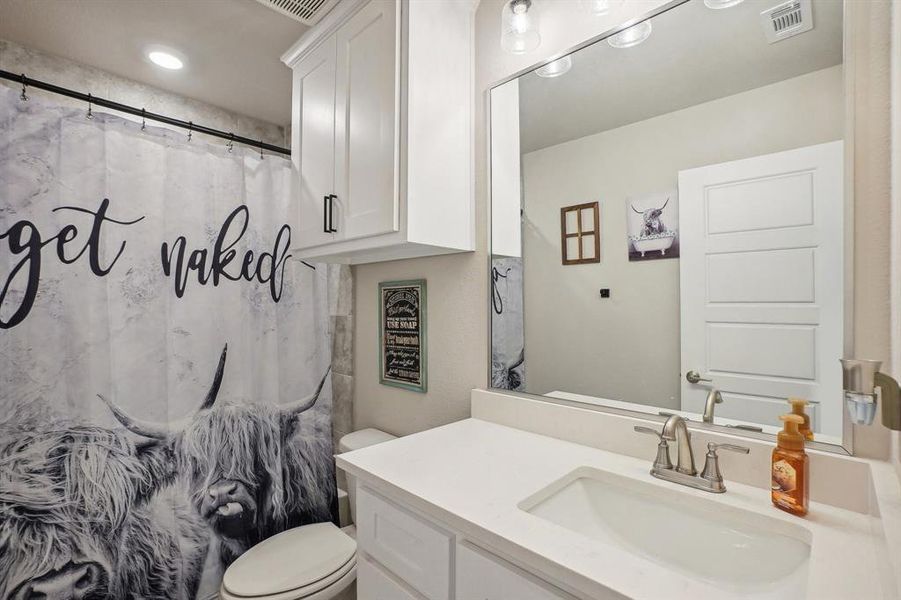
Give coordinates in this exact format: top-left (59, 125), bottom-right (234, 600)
top-left (491, 256), bottom-right (525, 391)
top-left (0, 86), bottom-right (336, 599)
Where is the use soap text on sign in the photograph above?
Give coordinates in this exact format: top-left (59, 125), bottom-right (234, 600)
top-left (379, 280), bottom-right (427, 393)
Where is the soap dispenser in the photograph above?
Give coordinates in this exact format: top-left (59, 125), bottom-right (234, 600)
top-left (772, 414), bottom-right (808, 517)
top-left (788, 398), bottom-right (814, 441)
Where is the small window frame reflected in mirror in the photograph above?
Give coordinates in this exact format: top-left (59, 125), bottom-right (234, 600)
top-left (560, 201), bottom-right (600, 265)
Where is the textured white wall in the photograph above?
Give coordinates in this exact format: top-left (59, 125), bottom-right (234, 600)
top-left (0, 39), bottom-right (285, 146)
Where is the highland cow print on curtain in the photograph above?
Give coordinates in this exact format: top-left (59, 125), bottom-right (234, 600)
top-left (0, 86), bottom-right (337, 599)
top-left (491, 256), bottom-right (524, 391)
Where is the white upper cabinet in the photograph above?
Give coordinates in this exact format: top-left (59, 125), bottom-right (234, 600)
top-left (291, 37), bottom-right (338, 248)
top-left (334, 0), bottom-right (397, 242)
top-left (282, 0), bottom-right (474, 264)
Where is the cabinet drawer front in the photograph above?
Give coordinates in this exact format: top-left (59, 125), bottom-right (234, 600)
top-left (356, 487), bottom-right (451, 600)
top-left (456, 542), bottom-right (575, 600)
top-left (357, 554), bottom-right (422, 600)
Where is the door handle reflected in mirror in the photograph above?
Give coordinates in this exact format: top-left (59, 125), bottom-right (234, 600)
top-left (686, 370), bottom-right (712, 384)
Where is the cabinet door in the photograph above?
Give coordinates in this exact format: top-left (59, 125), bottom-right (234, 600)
top-left (333, 0), bottom-right (399, 241)
top-left (292, 36), bottom-right (340, 249)
top-left (357, 554), bottom-right (422, 600)
top-left (456, 542), bottom-right (576, 600)
top-left (356, 487), bottom-right (451, 600)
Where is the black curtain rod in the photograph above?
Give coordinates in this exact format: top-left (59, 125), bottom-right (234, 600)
top-left (1, 70), bottom-right (291, 156)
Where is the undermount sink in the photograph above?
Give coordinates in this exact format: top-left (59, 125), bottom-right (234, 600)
top-left (519, 467), bottom-right (812, 597)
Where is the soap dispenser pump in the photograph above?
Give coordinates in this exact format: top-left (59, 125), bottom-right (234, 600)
top-left (788, 398), bottom-right (814, 441)
top-left (772, 414), bottom-right (808, 517)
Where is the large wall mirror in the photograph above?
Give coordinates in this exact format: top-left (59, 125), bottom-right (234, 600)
top-left (489, 0), bottom-right (851, 450)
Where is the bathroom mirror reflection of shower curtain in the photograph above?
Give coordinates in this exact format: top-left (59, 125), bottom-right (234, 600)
top-left (488, 0), bottom-right (854, 451)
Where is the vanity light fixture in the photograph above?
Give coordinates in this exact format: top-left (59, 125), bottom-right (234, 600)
top-left (535, 56), bottom-right (572, 78)
top-left (501, 0), bottom-right (541, 55)
top-left (607, 20), bottom-right (652, 49)
top-left (704, 0), bottom-right (745, 8)
top-left (148, 50), bottom-right (184, 70)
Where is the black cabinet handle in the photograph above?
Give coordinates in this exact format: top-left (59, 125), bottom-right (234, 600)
top-left (328, 194), bottom-right (338, 233)
top-left (323, 195), bottom-right (329, 233)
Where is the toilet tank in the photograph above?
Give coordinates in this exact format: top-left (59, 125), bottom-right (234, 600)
top-left (338, 428), bottom-right (396, 524)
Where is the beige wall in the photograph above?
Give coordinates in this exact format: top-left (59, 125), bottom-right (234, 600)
top-left (891, 0), bottom-right (901, 474)
top-left (352, 0), bottom-right (670, 436)
top-left (847, 0), bottom-right (893, 460)
top-left (521, 66), bottom-right (843, 407)
top-left (353, 0), bottom-right (895, 459)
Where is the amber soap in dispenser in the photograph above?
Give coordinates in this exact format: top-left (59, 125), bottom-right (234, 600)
top-left (788, 397), bottom-right (814, 441)
top-left (772, 414), bottom-right (809, 516)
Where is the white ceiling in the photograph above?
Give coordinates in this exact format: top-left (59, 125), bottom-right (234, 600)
top-left (516, 0), bottom-right (843, 153)
top-left (0, 0), bottom-right (308, 126)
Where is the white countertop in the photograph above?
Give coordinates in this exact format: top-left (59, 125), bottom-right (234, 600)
top-left (337, 418), bottom-right (897, 600)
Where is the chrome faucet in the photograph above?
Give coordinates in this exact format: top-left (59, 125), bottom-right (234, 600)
top-left (661, 414), bottom-right (696, 475)
top-left (702, 389), bottom-right (723, 423)
top-left (635, 415), bottom-right (749, 493)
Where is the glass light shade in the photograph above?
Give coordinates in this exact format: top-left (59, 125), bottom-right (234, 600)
top-left (535, 56), bottom-right (572, 78)
top-left (704, 0), bottom-right (745, 8)
top-left (501, 0), bottom-right (541, 55)
top-left (607, 21), bottom-right (652, 49)
top-left (579, 0), bottom-right (611, 16)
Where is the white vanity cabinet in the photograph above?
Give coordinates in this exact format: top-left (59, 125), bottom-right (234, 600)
top-left (355, 486), bottom-right (577, 600)
top-left (455, 542), bottom-right (576, 600)
top-left (281, 0), bottom-right (474, 264)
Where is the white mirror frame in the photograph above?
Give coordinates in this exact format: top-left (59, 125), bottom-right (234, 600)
top-left (485, 0), bottom-right (856, 455)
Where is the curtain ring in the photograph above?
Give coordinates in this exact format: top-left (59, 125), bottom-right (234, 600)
top-left (20, 74), bottom-right (27, 101)
top-left (141, 108), bottom-right (146, 131)
top-left (187, 121), bottom-right (193, 142)
top-left (86, 93), bottom-right (93, 119)
top-left (227, 133), bottom-right (234, 153)
top-left (259, 140), bottom-right (264, 160)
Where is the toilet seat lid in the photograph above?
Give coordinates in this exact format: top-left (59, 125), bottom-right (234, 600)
top-left (222, 522), bottom-right (356, 597)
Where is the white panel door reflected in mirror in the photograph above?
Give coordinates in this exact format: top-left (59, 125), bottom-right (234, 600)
top-left (489, 0), bottom-right (847, 447)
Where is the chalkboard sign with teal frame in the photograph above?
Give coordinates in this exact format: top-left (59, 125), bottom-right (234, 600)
top-left (379, 279), bottom-right (427, 392)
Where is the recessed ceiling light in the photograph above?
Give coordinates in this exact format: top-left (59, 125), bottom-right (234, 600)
top-left (536, 56), bottom-right (573, 78)
top-left (607, 21), bottom-right (652, 49)
top-left (704, 0), bottom-right (745, 8)
top-left (148, 51), bottom-right (184, 70)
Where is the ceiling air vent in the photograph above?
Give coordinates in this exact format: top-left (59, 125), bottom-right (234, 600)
top-left (254, 0), bottom-right (340, 26)
top-left (760, 0), bottom-right (813, 44)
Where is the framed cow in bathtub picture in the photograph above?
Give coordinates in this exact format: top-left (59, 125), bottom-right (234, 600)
top-left (626, 190), bottom-right (680, 261)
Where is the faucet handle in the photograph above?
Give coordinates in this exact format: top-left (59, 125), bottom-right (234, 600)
top-left (634, 425), bottom-right (665, 440)
top-left (708, 442), bottom-right (750, 454)
top-left (634, 426), bottom-right (673, 471)
top-left (700, 442), bottom-right (749, 492)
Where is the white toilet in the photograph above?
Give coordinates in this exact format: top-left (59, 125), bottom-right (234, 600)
top-left (219, 428), bottom-right (397, 600)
